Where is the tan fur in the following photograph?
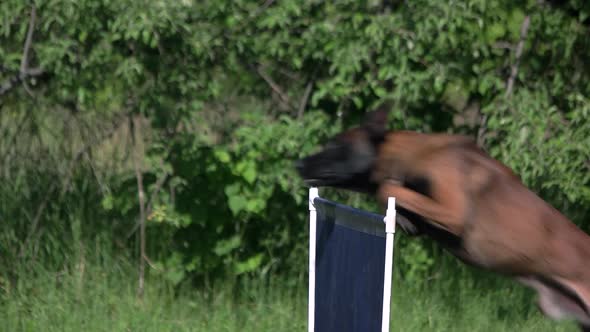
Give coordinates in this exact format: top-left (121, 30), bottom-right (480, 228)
top-left (374, 131), bottom-right (590, 328)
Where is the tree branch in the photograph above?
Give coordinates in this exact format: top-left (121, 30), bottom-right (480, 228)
top-left (257, 66), bottom-right (292, 108)
top-left (20, 5), bottom-right (37, 96)
top-left (0, 68), bottom-right (45, 97)
top-left (125, 162), bottom-right (171, 240)
top-left (20, 5), bottom-right (36, 74)
top-left (146, 173), bottom-right (169, 216)
top-left (0, 6), bottom-right (44, 98)
top-left (505, 16), bottom-right (531, 98)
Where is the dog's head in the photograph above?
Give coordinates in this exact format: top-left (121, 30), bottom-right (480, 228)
top-left (294, 108), bottom-right (388, 193)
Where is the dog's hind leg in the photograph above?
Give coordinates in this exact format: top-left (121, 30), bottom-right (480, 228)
top-left (517, 277), bottom-right (590, 329)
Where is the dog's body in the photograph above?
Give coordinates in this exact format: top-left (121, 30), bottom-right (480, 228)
top-left (375, 131), bottom-right (590, 328)
top-left (295, 110), bottom-right (590, 330)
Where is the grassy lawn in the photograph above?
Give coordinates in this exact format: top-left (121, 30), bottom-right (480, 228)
top-left (0, 259), bottom-right (579, 332)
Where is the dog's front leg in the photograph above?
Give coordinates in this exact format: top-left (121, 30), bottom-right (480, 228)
top-left (377, 180), bottom-right (464, 236)
top-left (393, 208), bottom-right (425, 236)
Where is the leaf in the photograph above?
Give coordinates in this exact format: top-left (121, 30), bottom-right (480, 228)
top-left (243, 163), bottom-right (257, 184)
top-left (352, 96), bottom-right (363, 108)
top-left (214, 149), bottom-right (231, 163)
top-left (213, 235), bottom-right (242, 256)
top-left (224, 183), bottom-right (241, 196)
top-left (234, 253), bottom-right (264, 275)
top-left (101, 195), bottom-right (114, 211)
top-left (486, 22), bottom-right (506, 42)
top-left (164, 268), bottom-right (186, 285)
top-left (373, 86), bottom-right (387, 97)
top-left (228, 195), bottom-right (247, 215)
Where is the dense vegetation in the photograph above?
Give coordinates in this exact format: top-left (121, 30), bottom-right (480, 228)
top-left (1, 0), bottom-right (589, 330)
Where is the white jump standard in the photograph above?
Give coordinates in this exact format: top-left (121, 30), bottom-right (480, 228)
top-left (307, 187), bottom-right (397, 332)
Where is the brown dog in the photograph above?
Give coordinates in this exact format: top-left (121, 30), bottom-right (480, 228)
top-left (374, 131), bottom-right (590, 330)
top-left (296, 110), bottom-right (590, 330)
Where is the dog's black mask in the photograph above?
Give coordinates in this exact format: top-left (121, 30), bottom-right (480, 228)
top-left (295, 110), bottom-right (387, 194)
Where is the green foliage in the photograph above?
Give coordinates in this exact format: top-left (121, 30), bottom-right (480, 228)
top-left (1, 0), bottom-right (590, 289)
top-left (486, 91), bottom-right (590, 216)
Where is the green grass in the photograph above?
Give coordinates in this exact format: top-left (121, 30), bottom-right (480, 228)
top-left (389, 275), bottom-right (578, 332)
top-left (0, 263), bottom-right (306, 332)
top-left (0, 260), bottom-right (579, 332)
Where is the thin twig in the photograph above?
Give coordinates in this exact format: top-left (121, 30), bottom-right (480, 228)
top-left (476, 113), bottom-right (488, 147)
top-left (143, 253), bottom-right (160, 271)
top-left (222, 0), bottom-right (276, 38)
top-left (505, 16), bottom-right (531, 98)
top-left (125, 168), bottom-right (170, 239)
top-left (131, 115), bottom-right (147, 299)
top-left (257, 66), bottom-right (292, 107)
top-left (255, 0), bottom-right (275, 16)
top-left (297, 80), bottom-right (314, 119)
top-left (125, 144), bottom-right (173, 239)
top-left (492, 41), bottom-right (515, 51)
top-left (145, 167), bottom-right (170, 217)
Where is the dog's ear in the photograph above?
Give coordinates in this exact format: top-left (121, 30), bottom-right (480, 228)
top-left (363, 102), bottom-right (391, 137)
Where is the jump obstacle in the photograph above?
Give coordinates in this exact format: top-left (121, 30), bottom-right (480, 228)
top-left (308, 187), bottom-right (397, 332)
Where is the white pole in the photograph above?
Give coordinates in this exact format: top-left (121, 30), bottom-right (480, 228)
top-left (308, 187), bottom-right (319, 332)
top-left (382, 197), bottom-right (396, 332)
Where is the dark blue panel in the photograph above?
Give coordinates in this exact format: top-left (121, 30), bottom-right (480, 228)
top-left (314, 197), bottom-right (385, 237)
top-left (314, 204), bottom-right (386, 332)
